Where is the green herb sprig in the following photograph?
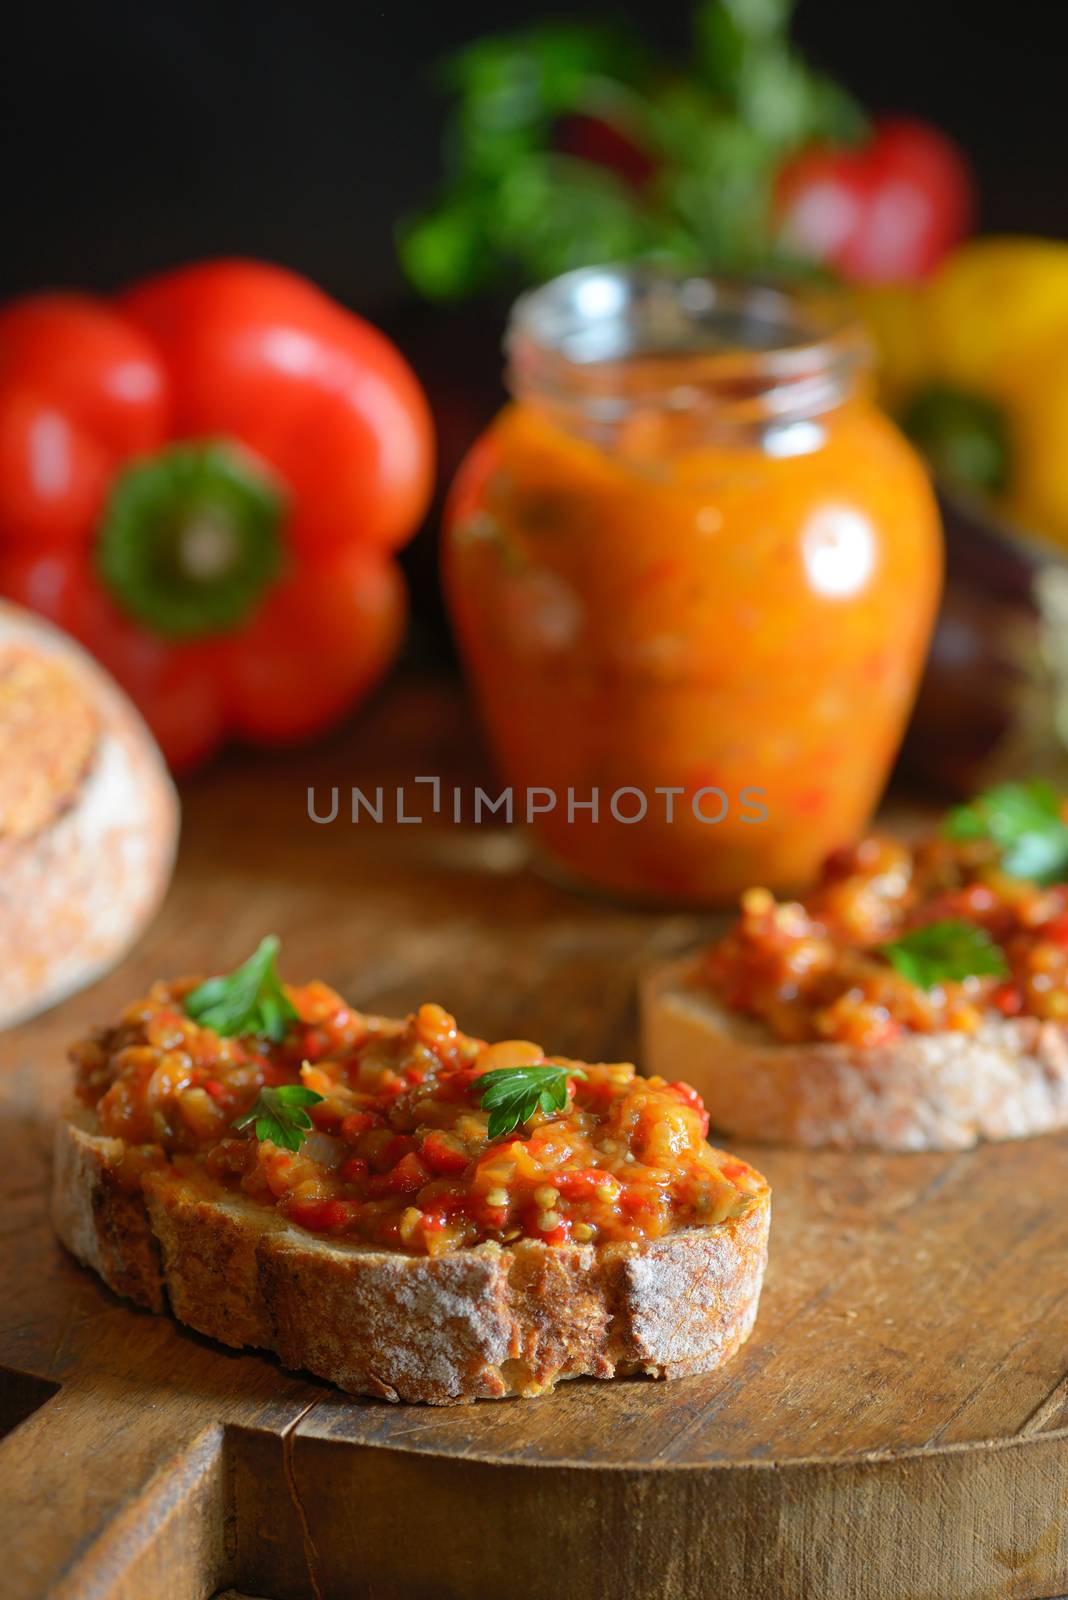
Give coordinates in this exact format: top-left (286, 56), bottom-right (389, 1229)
top-left (880, 919), bottom-right (1008, 990)
top-left (184, 936), bottom-right (299, 1043)
top-left (399, 2), bottom-right (864, 301)
top-left (232, 1083), bottom-right (324, 1153)
top-left (477, 1063), bottom-right (587, 1139)
top-left (943, 780), bottom-right (1068, 885)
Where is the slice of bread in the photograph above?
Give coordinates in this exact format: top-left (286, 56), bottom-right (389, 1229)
top-left (52, 1106), bottom-right (770, 1404)
top-left (641, 955), bottom-right (1068, 1152)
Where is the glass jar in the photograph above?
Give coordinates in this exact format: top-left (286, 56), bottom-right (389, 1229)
top-left (443, 267), bottom-right (942, 905)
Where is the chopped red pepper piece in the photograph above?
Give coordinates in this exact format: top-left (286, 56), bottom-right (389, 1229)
top-left (385, 1152), bottom-right (432, 1195)
top-left (420, 1131), bottom-right (470, 1176)
top-left (286, 1198), bottom-right (352, 1233)
top-left (381, 1133), bottom-right (416, 1169)
top-left (552, 1169), bottom-right (604, 1201)
top-left (340, 1111), bottom-right (378, 1141)
top-left (992, 983), bottom-right (1024, 1017)
top-left (665, 1081), bottom-right (711, 1139)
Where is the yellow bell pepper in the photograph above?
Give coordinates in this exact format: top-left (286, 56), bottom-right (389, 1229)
top-left (924, 237), bottom-right (1068, 395)
top-left (856, 237), bottom-right (1068, 549)
top-left (998, 325), bottom-right (1068, 542)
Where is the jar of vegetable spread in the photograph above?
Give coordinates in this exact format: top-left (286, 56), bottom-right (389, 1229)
top-left (443, 268), bottom-right (942, 905)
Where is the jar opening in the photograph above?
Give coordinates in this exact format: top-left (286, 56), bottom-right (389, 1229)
top-left (505, 266), bottom-right (870, 450)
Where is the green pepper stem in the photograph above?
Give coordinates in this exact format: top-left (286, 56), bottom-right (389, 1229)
top-left (95, 440), bottom-right (286, 639)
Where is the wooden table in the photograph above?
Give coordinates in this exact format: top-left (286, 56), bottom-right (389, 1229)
top-left (2, 677), bottom-right (1067, 1600)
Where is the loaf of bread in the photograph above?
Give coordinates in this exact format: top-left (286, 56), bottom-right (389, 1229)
top-left (0, 600), bottom-right (178, 1028)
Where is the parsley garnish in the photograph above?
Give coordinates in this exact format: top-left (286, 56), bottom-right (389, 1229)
top-left (944, 781), bottom-right (1068, 884)
top-left (232, 1083), bottom-right (324, 1152)
top-left (477, 1064), bottom-right (587, 1139)
top-left (184, 936), bottom-right (299, 1042)
top-left (880, 919), bottom-right (1008, 989)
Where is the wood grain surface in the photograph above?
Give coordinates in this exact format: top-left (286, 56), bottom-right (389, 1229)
top-left (2, 678), bottom-right (1067, 1600)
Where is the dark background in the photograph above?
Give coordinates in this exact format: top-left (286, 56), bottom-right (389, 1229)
top-left (2, 0), bottom-right (1064, 312)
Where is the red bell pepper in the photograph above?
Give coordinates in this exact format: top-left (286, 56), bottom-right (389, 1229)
top-left (0, 259), bottom-right (434, 769)
top-left (775, 116), bottom-right (974, 283)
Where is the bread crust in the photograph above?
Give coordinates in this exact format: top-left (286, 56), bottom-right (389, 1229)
top-left (52, 1110), bottom-right (770, 1404)
top-left (641, 955), bottom-right (1068, 1151)
top-left (0, 601), bottom-right (179, 1029)
top-left (51, 1110), bottom-right (165, 1312)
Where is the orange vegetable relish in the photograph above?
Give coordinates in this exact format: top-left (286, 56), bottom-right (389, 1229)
top-left (444, 270), bottom-right (941, 905)
top-left (73, 983), bottom-right (761, 1256)
top-left (702, 831), bottom-right (1068, 1047)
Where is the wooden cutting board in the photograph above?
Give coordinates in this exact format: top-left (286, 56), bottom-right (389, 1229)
top-left (2, 679), bottom-right (1067, 1600)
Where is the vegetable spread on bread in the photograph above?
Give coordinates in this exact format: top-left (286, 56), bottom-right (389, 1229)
top-left (702, 782), bottom-right (1068, 1048)
top-left (71, 939), bottom-right (761, 1259)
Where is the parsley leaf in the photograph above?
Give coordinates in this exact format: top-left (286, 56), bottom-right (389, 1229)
top-left (944, 781), bottom-right (1068, 884)
top-left (232, 1083), bottom-right (324, 1153)
top-left (880, 919), bottom-right (1008, 990)
top-left (399, 10), bottom-right (865, 302)
top-left (184, 936), bottom-right (299, 1042)
top-left (477, 1063), bottom-right (587, 1139)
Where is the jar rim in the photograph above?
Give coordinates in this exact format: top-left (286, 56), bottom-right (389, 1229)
top-left (505, 265), bottom-right (870, 436)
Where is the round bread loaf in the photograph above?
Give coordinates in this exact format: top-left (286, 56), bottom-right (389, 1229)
top-left (0, 600), bottom-right (178, 1028)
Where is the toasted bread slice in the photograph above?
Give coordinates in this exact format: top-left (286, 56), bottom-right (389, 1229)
top-left (53, 1106), bottom-right (770, 1404)
top-left (641, 955), bottom-right (1068, 1151)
